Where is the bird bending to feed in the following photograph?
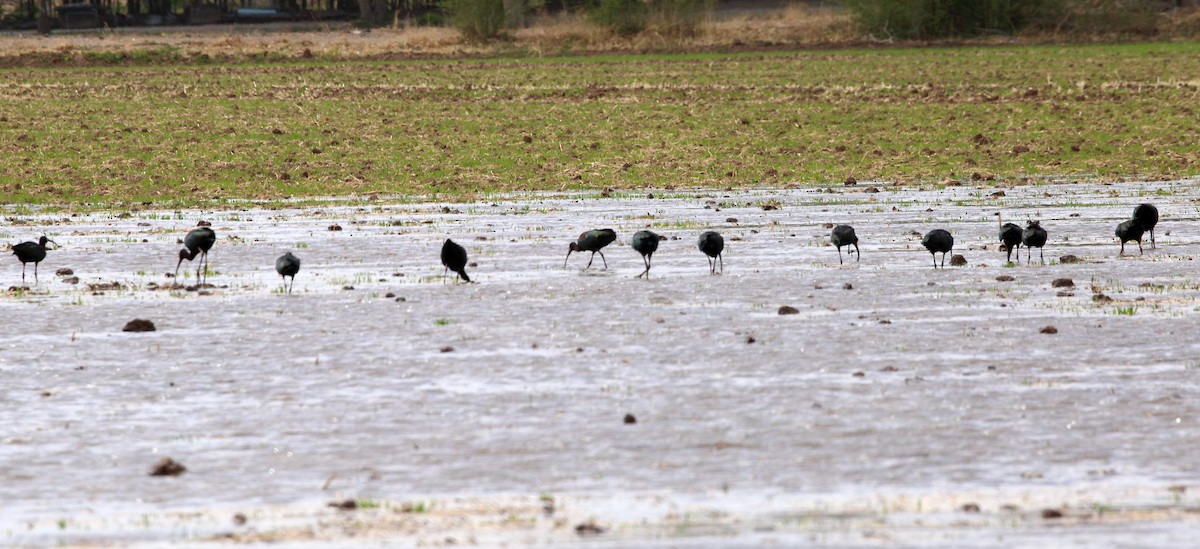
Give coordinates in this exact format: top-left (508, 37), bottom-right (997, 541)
top-left (698, 231), bottom-right (724, 274)
top-left (275, 252), bottom-right (300, 294)
top-left (630, 230), bottom-right (660, 279)
top-left (1116, 219), bottom-right (1145, 256)
top-left (1133, 203), bottom-right (1159, 249)
top-left (175, 226), bottom-right (216, 284)
top-left (12, 235), bottom-right (57, 283)
top-left (565, 229), bottom-right (617, 270)
top-left (995, 213), bottom-right (1022, 264)
top-left (1021, 220), bottom-right (1048, 263)
top-left (830, 225), bottom-right (859, 265)
top-left (440, 239), bottom-right (470, 283)
top-left (922, 229), bottom-right (954, 269)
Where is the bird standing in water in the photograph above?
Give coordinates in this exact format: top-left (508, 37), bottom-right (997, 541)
top-left (275, 252), bottom-right (300, 294)
top-left (698, 231), bottom-right (724, 274)
top-left (922, 229), bottom-right (954, 269)
top-left (1116, 219), bottom-right (1146, 255)
top-left (440, 239), bottom-right (471, 283)
top-left (1133, 203), bottom-right (1159, 249)
top-left (1021, 220), bottom-right (1048, 263)
top-left (564, 229), bottom-right (617, 270)
top-left (830, 225), bottom-right (859, 265)
top-left (12, 235), bottom-right (57, 283)
top-left (995, 213), bottom-right (1022, 264)
top-left (630, 230), bottom-right (660, 279)
top-left (175, 226), bottom-right (216, 284)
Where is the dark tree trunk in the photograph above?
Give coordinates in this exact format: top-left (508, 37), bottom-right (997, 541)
top-left (358, 0), bottom-right (388, 26)
top-left (36, 0), bottom-right (52, 34)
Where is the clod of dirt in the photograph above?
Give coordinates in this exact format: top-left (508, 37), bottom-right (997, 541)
top-left (1093, 294), bottom-right (1113, 303)
top-left (342, 285), bottom-right (354, 290)
top-left (385, 292), bottom-right (395, 298)
top-left (762, 204), bottom-right (778, 211)
top-left (395, 297), bottom-right (406, 302)
top-left (328, 499), bottom-right (357, 510)
top-left (56, 268), bottom-right (74, 276)
top-left (1040, 326), bottom-right (1058, 334)
top-left (575, 522), bottom-right (605, 536)
top-left (880, 366), bottom-right (898, 372)
top-left (122, 319), bottom-right (156, 332)
top-left (961, 503), bottom-right (981, 513)
top-left (778, 305), bottom-right (800, 315)
top-left (232, 513), bottom-right (247, 526)
top-left (996, 275), bottom-right (1015, 282)
top-left (1056, 291), bottom-right (1074, 297)
top-left (972, 133), bottom-right (993, 145)
top-left (148, 457), bottom-right (186, 477)
top-left (844, 176), bottom-right (857, 186)
top-left (824, 223), bottom-right (835, 229)
top-left (725, 217), bottom-right (738, 223)
top-left (990, 191), bottom-right (1006, 198)
top-left (950, 254), bottom-right (967, 266)
top-left (64, 276), bottom-right (79, 284)
top-left (440, 346), bottom-right (454, 353)
top-left (852, 371), bottom-right (865, 377)
top-left (88, 281), bottom-right (124, 291)
top-left (1041, 509), bottom-right (1064, 519)
top-left (1060, 254), bottom-right (1083, 264)
top-left (879, 319), bottom-right (892, 324)
top-left (623, 414), bottom-right (637, 424)
top-left (1052, 278), bottom-right (1075, 287)
top-left (196, 220), bottom-right (212, 227)
top-left (842, 283), bottom-right (853, 290)
top-left (328, 224), bottom-right (342, 231)
top-left (1012, 144), bottom-right (1031, 155)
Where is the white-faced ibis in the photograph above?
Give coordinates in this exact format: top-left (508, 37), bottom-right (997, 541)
top-left (1022, 220), bottom-right (1048, 263)
top-left (440, 238), bottom-right (470, 283)
top-left (698, 231), bottom-right (724, 274)
top-left (995, 213), bottom-right (1022, 264)
top-left (275, 252), bottom-right (300, 294)
top-left (921, 229), bottom-right (954, 269)
top-left (565, 229), bottom-right (617, 270)
top-left (1133, 203), bottom-right (1159, 248)
top-left (1116, 219), bottom-right (1145, 255)
top-left (12, 235), bottom-right (57, 283)
top-left (630, 230), bottom-right (660, 279)
top-left (175, 226), bottom-right (216, 284)
top-left (830, 225), bottom-right (859, 264)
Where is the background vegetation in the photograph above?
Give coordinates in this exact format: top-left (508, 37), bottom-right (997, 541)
top-left (0, 43), bottom-right (1196, 205)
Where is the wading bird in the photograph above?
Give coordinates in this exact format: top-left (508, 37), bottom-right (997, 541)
top-left (1022, 220), bottom-right (1048, 263)
top-left (922, 229), bottom-right (954, 269)
top-left (564, 229), bottom-right (617, 270)
top-left (12, 235), bottom-right (57, 283)
top-left (1116, 219), bottom-right (1145, 256)
top-left (995, 213), bottom-right (1022, 264)
top-left (440, 239), bottom-right (470, 283)
top-left (830, 225), bottom-right (859, 265)
top-left (1133, 203), bottom-right (1159, 249)
top-left (275, 252), bottom-right (300, 294)
top-left (175, 226), bottom-right (216, 284)
top-left (630, 230), bottom-right (660, 279)
top-left (698, 231), bottom-right (724, 274)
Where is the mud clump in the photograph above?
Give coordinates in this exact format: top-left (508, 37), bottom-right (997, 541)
top-left (778, 305), bottom-right (800, 315)
top-left (961, 503), bottom-right (981, 513)
top-left (328, 499), bottom-right (357, 510)
top-left (88, 281), bottom-right (124, 292)
top-left (623, 413), bottom-right (637, 424)
top-left (63, 276), bottom-right (79, 284)
top-left (1041, 508), bottom-right (1064, 519)
top-left (122, 319), bottom-right (157, 332)
top-left (1060, 254), bottom-right (1083, 264)
top-left (996, 275), bottom-right (1015, 282)
top-left (56, 268), bottom-right (74, 276)
top-left (1093, 294), bottom-right (1114, 303)
top-left (1052, 278), bottom-right (1075, 288)
top-left (575, 522), bottom-right (605, 536)
top-left (439, 346), bottom-right (454, 353)
top-left (842, 283), bottom-right (853, 290)
top-left (950, 254), bottom-right (967, 266)
top-left (328, 223), bottom-right (342, 231)
top-left (1040, 325), bottom-right (1058, 334)
top-left (148, 457), bottom-right (186, 476)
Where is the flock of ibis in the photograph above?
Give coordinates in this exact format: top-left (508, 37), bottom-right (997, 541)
top-left (6, 203), bottom-right (1162, 292)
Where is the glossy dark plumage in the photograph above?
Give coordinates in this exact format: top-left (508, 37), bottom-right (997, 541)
top-left (921, 229), bottom-right (954, 269)
top-left (565, 229), bottom-right (617, 270)
top-left (1133, 203), bottom-right (1159, 249)
top-left (698, 231), bottom-right (724, 274)
top-left (630, 230), bottom-right (660, 279)
top-left (440, 239), bottom-right (470, 283)
top-left (1116, 219), bottom-right (1145, 256)
top-left (996, 212), bottom-right (1023, 264)
top-left (175, 226), bottom-right (216, 284)
top-left (830, 225), bottom-right (859, 265)
top-left (1021, 220), bottom-right (1048, 263)
top-left (12, 235), bottom-right (57, 282)
top-left (275, 252), bottom-right (301, 294)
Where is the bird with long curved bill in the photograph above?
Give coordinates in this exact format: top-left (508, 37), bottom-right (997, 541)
top-left (440, 239), bottom-right (471, 283)
top-left (12, 235), bottom-right (57, 283)
top-left (698, 231), bottom-right (724, 274)
top-left (565, 229), bottom-right (617, 270)
top-left (275, 252), bottom-right (300, 294)
top-left (630, 230), bottom-right (660, 279)
top-left (922, 229), bottom-right (954, 269)
top-left (175, 226), bottom-right (216, 284)
top-left (830, 225), bottom-right (859, 265)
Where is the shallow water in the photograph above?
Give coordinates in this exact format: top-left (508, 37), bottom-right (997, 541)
top-left (3, 181), bottom-right (1200, 546)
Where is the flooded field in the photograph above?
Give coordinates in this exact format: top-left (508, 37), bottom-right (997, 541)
top-left (3, 181), bottom-right (1200, 547)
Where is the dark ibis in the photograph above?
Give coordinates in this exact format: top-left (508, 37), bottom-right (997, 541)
top-left (440, 238), bottom-right (470, 283)
top-left (830, 225), bottom-right (859, 264)
top-left (630, 230), bottom-right (660, 279)
top-left (175, 226), bottom-right (216, 284)
top-left (921, 229), bottom-right (954, 269)
top-left (564, 229), bottom-right (617, 270)
top-left (1133, 203), bottom-right (1159, 248)
top-left (995, 212), bottom-right (1022, 264)
top-left (698, 231), bottom-right (724, 274)
top-left (12, 235), bottom-right (57, 283)
top-left (1021, 220), bottom-right (1048, 263)
top-left (275, 252), bottom-right (300, 294)
top-left (1116, 219), bottom-right (1145, 255)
